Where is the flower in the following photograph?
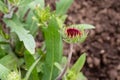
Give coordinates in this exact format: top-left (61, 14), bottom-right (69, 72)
top-left (60, 26), bottom-right (88, 43)
top-left (66, 28), bottom-right (82, 38)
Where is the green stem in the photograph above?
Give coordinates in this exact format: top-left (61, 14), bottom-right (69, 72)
top-left (56, 44), bottom-right (73, 80)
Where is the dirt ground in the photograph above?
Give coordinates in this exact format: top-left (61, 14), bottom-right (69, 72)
top-left (46, 0), bottom-right (120, 80)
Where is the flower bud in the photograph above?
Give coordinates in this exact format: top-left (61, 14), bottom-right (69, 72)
top-left (60, 26), bottom-right (87, 43)
top-left (66, 28), bottom-right (82, 38)
top-left (33, 6), bottom-right (51, 24)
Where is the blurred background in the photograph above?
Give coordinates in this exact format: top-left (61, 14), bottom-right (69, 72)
top-left (46, 0), bottom-right (120, 80)
top-left (0, 0), bottom-right (120, 80)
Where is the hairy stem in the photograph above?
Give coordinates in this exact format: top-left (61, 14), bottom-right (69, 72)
top-left (56, 44), bottom-right (73, 80)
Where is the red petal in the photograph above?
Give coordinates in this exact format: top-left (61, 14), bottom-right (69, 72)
top-left (66, 28), bottom-right (82, 38)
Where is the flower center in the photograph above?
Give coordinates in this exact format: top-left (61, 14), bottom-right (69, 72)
top-left (66, 28), bottom-right (82, 38)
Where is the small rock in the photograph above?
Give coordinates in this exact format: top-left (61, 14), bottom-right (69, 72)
top-left (100, 49), bottom-right (105, 54)
top-left (87, 57), bottom-right (93, 68)
top-left (107, 69), bottom-right (118, 80)
top-left (93, 57), bottom-right (100, 67)
top-left (117, 64), bottom-right (120, 70)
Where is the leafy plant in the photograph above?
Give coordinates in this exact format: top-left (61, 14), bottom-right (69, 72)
top-left (0, 0), bottom-right (95, 80)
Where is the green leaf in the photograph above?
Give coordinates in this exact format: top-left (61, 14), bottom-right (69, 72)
top-left (71, 53), bottom-right (86, 74)
top-left (36, 48), bottom-right (45, 73)
top-left (77, 72), bottom-right (87, 80)
top-left (18, 0), bottom-right (44, 18)
top-left (56, 15), bottom-right (67, 29)
top-left (19, 0), bottom-right (33, 7)
top-left (28, 0), bottom-right (45, 9)
top-left (24, 51), bottom-right (39, 80)
top-left (0, 25), bottom-right (9, 39)
top-left (73, 24), bottom-right (95, 29)
top-left (19, 0), bottom-right (44, 8)
top-left (17, 0), bottom-right (40, 36)
top-left (39, 0), bottom-right (45, 8)
top-left (18, 0), bottom-right (44, 19)
top-left (0, 54), bottom-right (18, 70)
top-left (54, 62), bottom-right (62, 72)
top-left (24, 10), bottom-right (38, 36)
top-left (0, 47), bottom-right (6, 58)
top-left (0, 1), bottom-right (8, 13)
top-left (4, 16), bottom-right (35, 54)
top-left (56, 0), bottom-right (74, 15)
top-left (0, 64), bottom-right (10, 80)
top-left (42, 17), bottom-right (63, 80)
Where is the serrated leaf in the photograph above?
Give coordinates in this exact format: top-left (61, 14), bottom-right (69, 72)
top-left (42, 18), bottom-right (63, 80)
top-left (73, 24), bottom-right (95, 29)
top-left (71, 53), bottom-right (86, 74)
top-left (56, 0), bottom-right (74, 15)
top-left (0, 1), bottom-right (8, 13)
top-left (4, 16), bottom-right (35, 54)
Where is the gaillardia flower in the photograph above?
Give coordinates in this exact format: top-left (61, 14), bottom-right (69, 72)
top-left (60, 26), bottom-right (88, 43)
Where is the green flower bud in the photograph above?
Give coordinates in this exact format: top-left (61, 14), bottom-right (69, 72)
top-left (33, 5), bottom-right (51, 25)
top-left (60, 26), bottom-right (87, 43)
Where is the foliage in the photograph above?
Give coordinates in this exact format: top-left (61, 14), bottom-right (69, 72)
top-left (0, 0), bottom-right (95, 80)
